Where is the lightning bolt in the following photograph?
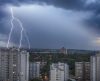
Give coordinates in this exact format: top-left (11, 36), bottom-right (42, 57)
top-left (7, 8), bottom-right (14, 48)
top-left (7, 7), bottom-right (30, 49)
top-left (24, 30), bottom-right (30, 49)
top-left (15, 18), bottom-right (23, 49)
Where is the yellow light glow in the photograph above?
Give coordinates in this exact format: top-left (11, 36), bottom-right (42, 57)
top-left (93, 37), bottom-right (100, 45)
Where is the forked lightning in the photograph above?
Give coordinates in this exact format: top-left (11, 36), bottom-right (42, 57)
top-left (7, 7), bottom-right (30, 49)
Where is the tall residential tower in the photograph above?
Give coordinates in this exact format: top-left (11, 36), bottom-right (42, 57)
top-left (91, 53), bottom-right (100, 81)
top-left (75, 62), bottom-right (90, 81)
top-left (0, 47), bottom-right (29, 81)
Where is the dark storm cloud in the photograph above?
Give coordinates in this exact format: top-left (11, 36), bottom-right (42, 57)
top-left (0, 8), bottom-right (5, 19)
top-left (0, 6), bottom-right (9, 34)
top-left (0, 0), bottom-right (87, 35)
top-left (0, 0), bottom-right (99, 23)
top-left (41, 0), bottom-right (85, 10)
top-left (0, 6), bottom-right (7, 19)
top-left (0, 0), bottom-right (98, 12)
top-left (84, 2), bottom-right (100, 32)
top-left (85, 14), bottom-right (100, 30)
top-left (1, 0), bottom-right (100, 49)
top-left (0, 0), bottom-right (85, 10)
top-left (0, 0), bottom-right (87, 25)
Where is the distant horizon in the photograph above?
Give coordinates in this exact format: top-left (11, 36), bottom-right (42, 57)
top-left (0, 46), bottom-right (98, 51)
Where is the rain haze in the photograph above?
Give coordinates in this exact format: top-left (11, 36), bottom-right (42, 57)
top-left (0, 0), bottom-right (100, 50)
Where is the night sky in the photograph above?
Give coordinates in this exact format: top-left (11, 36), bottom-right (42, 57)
top-left (0, 0), bottom-right (100, 50)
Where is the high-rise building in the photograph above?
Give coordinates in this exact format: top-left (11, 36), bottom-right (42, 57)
top-left (0, 48), bottom-right (29, 81)
top-left (90, 54), bottom-right (100, 81)
top-left (29, 62), bottom-right (41, 80)
top-left (50, 62), bottom-right (69, 81)
top-left (75, 62), bottom-right (90, 81)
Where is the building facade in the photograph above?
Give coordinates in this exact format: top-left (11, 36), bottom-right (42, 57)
top-left (29, 62), bottom-right (41, 80)
top-left (0, 48), bottom-right (29, 81)
top-left (50, 62), bottom-right (69, 81)
top-left (91, 54), bottom-right (100, 81)
top-left (75, 62), bottom-right (90, 81)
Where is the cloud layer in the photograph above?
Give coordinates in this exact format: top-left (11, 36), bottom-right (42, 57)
top-left (0, 0), bottom-right (100, 50)
top-left (0, 0), bottom-right (100, 31)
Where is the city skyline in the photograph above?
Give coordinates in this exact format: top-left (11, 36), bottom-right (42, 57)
top-left (0, 46), bottom-right (99, 81)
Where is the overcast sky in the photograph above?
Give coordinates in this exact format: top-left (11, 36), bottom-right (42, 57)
top-left (0, 0), bottom-right (100, 50)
